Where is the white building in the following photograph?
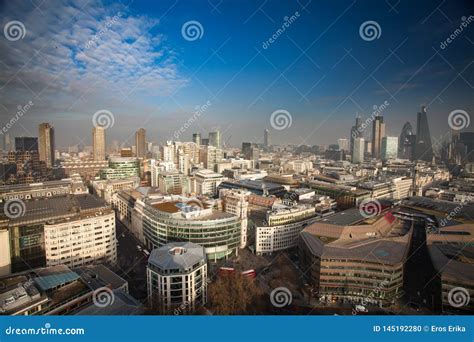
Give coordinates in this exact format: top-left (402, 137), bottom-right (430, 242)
top-left (147, 242), bottom-right (207, 314)
top-left (352, 137), bottom-right (364, 164)
top-left (92, 177), bottom-right (140, 205)
top-left (193, 169), bottom-right (226, 196)
top-left (381, 136), bottom-right (399, 161)
top-left (220, 189), bottom-right (251, 248)
top-left (44, 209), bottom-right (116, 268)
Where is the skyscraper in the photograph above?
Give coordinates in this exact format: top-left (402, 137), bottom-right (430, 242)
top-left (399, 122), bottom-right (415, 160)
top-left (135, 128), bottom-right (146, 158)
top-left (264, 129), bottom-right (269, 147)
top-left (338, 138), bottom-right (349, 152)
top-left (192, 133), bottom-right (201, 146)
top-left (93, 126), bottom-right (106, 161)
top-left (350, 115), bottom-right (362, 155)
top-left (372, 116), bottom-right (385, 159)
top-left (414, 106), bottom-right (433, 162)
top-left (208, 131), bottom-right (221, 148)
top-left (381, 136), bottom-right (398, 161)
top-left (352, 137), bottom-right (364, 163)
top-left (38, 123), bottom-right (55, 167)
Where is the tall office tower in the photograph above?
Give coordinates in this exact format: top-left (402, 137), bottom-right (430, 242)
top-left (414, 106), bottom-right (433, 162)
top-left (135, 128), bottom-right (146, 158)
top-left (364, 141), bottom-right (372, 155)
top-left (352, 137), bottom-right (364, 163)
top-left (350, 115), bottom-right (362, 155)
top-left (161, 141), bottom-right (175, 162)
top-left (264, 129), bottom-right (270, 147)
top-left (15, 137), bottom-right (38, 152)
top-left (399, 122), bottom-right (415, 160)
top-left (38, 123), bottom-right (55, 167)
top-left (4, 133), bottom-right (11, 151)
top-left (93, 126), bottom-right (106, 161)
top-left (371, 116), bottom-right (385, 159)
top-left (178, 148), bottom-right (190, 175)
top-left (192, 133), bottom-right (201, 146)
top-left (381, 136), bottom-right (399, 161)
top-left (208, 131), bottom-right (221, 148)
top-left (338, 138), bottom-right (349, 152)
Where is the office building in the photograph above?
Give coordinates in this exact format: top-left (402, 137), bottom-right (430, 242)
top-left (147, 242), bottom-right (207, 314)
top-left (220, 189), bottom-right (250, 248)
top-left (99, 157), bottom-right (140, 180)
top-left (208, 131), bottom-right (221, 148)
top-left (299, 208), bottom-right (409, 307)
top-left (38, 123), bottom-right (55, 167)
top-left (264, 129), bottom-right (269, 147)
top-left (350, 115), bottom-right (362, 155)
top-left (93, 127), bottom-right (106, 161)
top-left (192, 133), bottom-right (202, 146)
top-left (399, 122), bottom-right (415, 160)
top-left (15, 137), bottom-right (38, 152)
top-left (414, 106), bottom-right (433, 162)
top-left (338, 138), bottom-right (349, 152)
top-left (381, 136), bottom-right (399, 161)
top-left (372, 115), bottom-right (385, 159)
top-left (135, 128), bottom-right (146, 158)
top-left (352, 137), bottom-right (364, 163)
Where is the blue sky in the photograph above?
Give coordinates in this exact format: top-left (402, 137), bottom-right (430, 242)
top-left (0, 0), bottom-right (473, 148)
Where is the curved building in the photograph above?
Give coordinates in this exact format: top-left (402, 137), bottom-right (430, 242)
top-left (399, 121), bottom-right (415, 160)
top-left (142, 199), bottom-right (242, 261)
top-left (147, 242), bottom-right (207, 314)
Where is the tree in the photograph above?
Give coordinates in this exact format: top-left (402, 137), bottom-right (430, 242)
top-left (208, 272), bottom-right (263, 315)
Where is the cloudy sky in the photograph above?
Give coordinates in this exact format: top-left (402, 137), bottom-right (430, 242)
top-left (0, 0), bottom-right (473, 148)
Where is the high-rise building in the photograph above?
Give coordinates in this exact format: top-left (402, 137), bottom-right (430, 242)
top-left (135, 128), bottom-right (146, 158)
top-left (399, 122), bottom-right (415, 160)
top-left (381, 136), bottom-right (399, 161)
top-left (338, 138), bottom-right (349, 152)
top-left (192, 133), bottom-right (201, 146)
top-left (352, 137), bottom-right (364, 163)
top-left (15, 137), bottom-right (38, 152)
top-left (201, 138), bottom-right (209, 146)
top-left (414, 106), bottom-right (433, 162)
top-left (350, 115), bottom-right (362, 155)
top-left (364, 141), bottom-right (372, 156)
top-left (371, 116), bottom-right (385, 159)
top-left (208, 131), bottom-right (221, 148)
top-left (93, 126), bottom-right (106, 161)
top-left (264, 129), bottom-right (269, 147)
top-left (38, 123), bottom-right (55, 167)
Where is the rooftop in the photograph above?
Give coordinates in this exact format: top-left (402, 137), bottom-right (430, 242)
top-left (148, 242), bottom-right (206, 272)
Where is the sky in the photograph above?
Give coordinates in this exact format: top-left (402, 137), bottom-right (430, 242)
top-left (0, 0), bottom-right (473, 148)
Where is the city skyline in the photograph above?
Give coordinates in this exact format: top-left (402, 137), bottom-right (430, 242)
top-left (0, 0), bottom-right (472, 148)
